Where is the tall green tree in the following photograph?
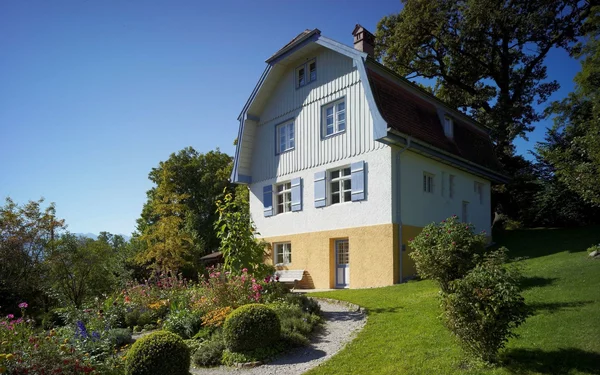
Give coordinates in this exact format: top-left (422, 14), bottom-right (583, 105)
top-left (138, 167), bottom-right (194, 274)
top-left (538, 7), bottom-right (600, 206)
top-left (376, 0), bottom-right (593, 161)
top-left (0, 198), bottom-right (65, 313)
top-left (137, 147), bottom-right (234, 256)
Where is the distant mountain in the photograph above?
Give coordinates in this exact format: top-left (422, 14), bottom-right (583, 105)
top-left (75, 233), bottom-right (132, 242)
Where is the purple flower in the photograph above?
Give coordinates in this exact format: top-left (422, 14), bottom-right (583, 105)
top-left (75, 320), bottom-right (88, 339)
top-left (6, 314), bottom-right (14, 320)
top-left (18, 302), bottom-right (28, 309)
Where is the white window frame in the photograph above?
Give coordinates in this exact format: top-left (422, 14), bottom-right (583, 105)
top-left (444, 116), bottom-right (454, 138)
top-left (329, 166), bottom-right (352, 205)
top-left (274, 242), bottom-right (292, 265)
top-left (276, 121), bottom-right (295, 154)
top-left (295, 58), bottom-right (316, 88)
top-left (322, 98), bottom-right (346, 137)
top-left (275, 181), bottom-right (292, 214)
top-left (449, 174), bottom-right (456, 199)
top-left (474, 181), bottom-right (484, 204)
top-left (423, 172), bottom-right (434, 194)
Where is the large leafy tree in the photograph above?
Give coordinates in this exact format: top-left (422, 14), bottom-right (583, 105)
top-left (538, 8), bottom-right (600, 206)
top-left (137, 147), bottom-right (234, 256)
top-left (0, 198), bottom-right (65, 313)
top-left (376, 0), bottom-right (594, 162)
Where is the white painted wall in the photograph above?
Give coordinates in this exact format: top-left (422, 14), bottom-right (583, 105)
top-left (398, 150), bottom-right (492, 234)
top-left (249, 46), bottom-right (385, 183)
top-left (250, 147), bottom-right (393, 237)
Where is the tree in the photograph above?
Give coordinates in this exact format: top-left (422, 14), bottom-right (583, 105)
top-left (0, 198), bottom-right (65, 313)
top-left (137, 147), bottom-right (234, 255)
top-left (46, 233), bottom-right (118, 308)
top-left (538, 8), bottom-right (600, 206)
top-left (138, 167), bottom-right (194, 274)
top-left (376, 0), bottom-right (593, 161)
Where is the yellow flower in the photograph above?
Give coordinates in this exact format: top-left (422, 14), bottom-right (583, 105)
top-left (84, 353), bottom-right (89, 357)
top-left (60, 344), bottom-right (68, 351)
top-left (5, 354), bottom-right (13, 361)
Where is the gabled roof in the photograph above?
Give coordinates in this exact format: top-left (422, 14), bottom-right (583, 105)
top-left (367, 69), bottom-right (502, 172)
top-left (265, 28), bottom-right (321, 64)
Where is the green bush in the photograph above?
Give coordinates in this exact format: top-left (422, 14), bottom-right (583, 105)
top-left (441, 249), bottom-right (530, 362)
top-left (163, 309), bottom-right (203, 339)
top-left (223, 304), bottom-right (280, 352)
top-left (283, 294), bottom-right (321, 315)
top-left (409, 216), bottom-right (487, 292)
top-left (192, 332), bottom-right (226, 367)
top-left (587, 243), bottom-right (600, 254)
top-left (105, 328), bottom-right (133, 347)
top-left (221, 346), bottom-right (282, 366)
top-left (124, 330), bottom-right (190, 375)
top-left (124, 310), bottom-right (156, 329)
top-left (270, 302), bottom-right (321, 338)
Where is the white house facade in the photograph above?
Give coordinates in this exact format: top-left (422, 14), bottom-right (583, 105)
top-left (231, 26), bottom-right (507, 289)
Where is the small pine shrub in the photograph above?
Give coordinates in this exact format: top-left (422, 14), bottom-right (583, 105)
top-left (441, 249), bottom-right (530, 362)
top-left (125, 330), bottom-right (190, 375)
top-left (409, 216), bottom-right (487, 292)
top-left (192, 332), bottom-right (226, 367)
top-left (105, 328), bottom-right (133, 347)
top-left (163, 309), bottom-right (203, 339)
top-left (223, 304), bottom-right (280, 352)
top-left (283, 294), bottom-right (321, 315)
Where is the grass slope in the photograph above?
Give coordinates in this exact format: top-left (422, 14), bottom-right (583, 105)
top-left (307, 227), bottom-right (600, 375)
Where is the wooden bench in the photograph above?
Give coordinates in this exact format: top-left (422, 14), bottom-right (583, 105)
top-left (274, 270), bottom-right (305, 290)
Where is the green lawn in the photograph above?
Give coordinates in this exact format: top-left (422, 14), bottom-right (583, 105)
top-left (307, 227), bottom-right (600, 375)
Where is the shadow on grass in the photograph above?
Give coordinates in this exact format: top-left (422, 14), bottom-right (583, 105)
top-left (528, 300), bottom-right (594, 314)
top-left (520, 276), bottom-right (558, 291)
top-left (503, 347), bottom-right (600, 374)
top-left (496, 226), bottom-right (600, 260)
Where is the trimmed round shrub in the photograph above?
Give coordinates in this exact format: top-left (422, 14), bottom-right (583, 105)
top-left (223, 304), bottom-right (281, 352)
top-left (125, 330), bottom-right (190, 375)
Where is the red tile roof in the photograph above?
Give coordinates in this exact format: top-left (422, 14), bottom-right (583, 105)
top-left (366, 69), bottom-right (502, 172)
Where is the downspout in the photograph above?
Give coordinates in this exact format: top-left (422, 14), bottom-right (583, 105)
top-left (396, 136), bottom-right (411, 283)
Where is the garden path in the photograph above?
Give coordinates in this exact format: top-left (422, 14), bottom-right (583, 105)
top-left (190, 298), bottom-right (366, 375)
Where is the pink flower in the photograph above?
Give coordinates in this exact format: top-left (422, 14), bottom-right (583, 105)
top-left (452, 241), bottom-right (456, 245)
top-left (275, 275), bottom-right (280, 281)
top-left (7, 314), bottom-right (14, 319)
top-left (242, 268), bottom-right (248, 273)
top-left (18, 302), bottom-right (28, 309)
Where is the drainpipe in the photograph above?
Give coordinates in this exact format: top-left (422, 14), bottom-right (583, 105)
top-left (396, 136), bottom-right (411, 283)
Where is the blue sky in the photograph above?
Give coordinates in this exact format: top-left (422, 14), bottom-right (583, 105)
top-left (0, 0), bottom-right (580, 235)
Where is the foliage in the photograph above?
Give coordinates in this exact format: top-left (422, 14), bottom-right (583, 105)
top-left (441, 248), bottom-right (530, 362)
top-left (191, 332), bottom-right (226, 367)
top-left (269, 302), bottom-right (321, 348)
top-left (201, 306), bottom-right (232, 328)
top-left (162, 309), bottom-right (203, 339)
top-left (137, 147), bottom-right (235, 265)
top-left (215, 190), bottom-right (273, 278)
top-left (375, 0), bottom-right (594, 161)
top-left (0, 197), bottom-right (65, 314)
top-left (137, 166), bottom-right (194, 274)
top-left (124, 331), bottom-right (190, 375)
top-left (198, 267), bottom-right (272, 310)
top-left (538, 8), bottom-right (600, 206)
top-left (409, 216), bottom-right (488, 292)
top-left (222, 304), bottom-right (281, 353)
top-left (280, 293), bottom-right (322, 316)
top-left (46, 232), bottom-right (121, 308)
top-left (587, 243), bottom-right (600, 254)
top-left (221, 345), bottom-right (283, 366)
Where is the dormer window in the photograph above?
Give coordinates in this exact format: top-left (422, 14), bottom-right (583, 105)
top-left (444, 116), bottom-right (454, 138)
top-left (296, 58), bottom-right (316, 88)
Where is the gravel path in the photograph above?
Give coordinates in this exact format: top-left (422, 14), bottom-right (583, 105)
top-left (190, 298), bottom-right (366, 375)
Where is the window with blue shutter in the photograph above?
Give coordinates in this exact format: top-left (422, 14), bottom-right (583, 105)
top-left (314, 171), bottom-right (326, 208)
top-left (263, 185), bottom-right (273, 217)
top-left (291, 177), bottom-right (302, 211)
top-left (351, 161), bottom-right (365, 201)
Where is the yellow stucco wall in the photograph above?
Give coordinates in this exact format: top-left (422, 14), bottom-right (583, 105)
top-left (401, 224), bottom-right (423, 279)
top-left (262, 224), bottom-right (396, 289)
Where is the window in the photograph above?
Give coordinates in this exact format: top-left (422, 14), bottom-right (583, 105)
top-left (330, 166), bottom-right (351, 204)
top-left (274, 243), bottom-right (292, 265)
top-left (323, 99), bottom-right (346, 137)
top-left (423, 172), bottom-right (434, 194)
top-left (296, 58), bottom-right (316, 88)
top-left (444, 116), bottom-right (454, 138)
top-left (276, 122), bottom-right (295, 153)
top-left (474, 181), bottom-right (484, 204)
top-left (449, 174), bottom-right (456, 198)
top-left (276, 182), bottom-right (292, 214)
top-left (462, 201), bottom-right (469, 223)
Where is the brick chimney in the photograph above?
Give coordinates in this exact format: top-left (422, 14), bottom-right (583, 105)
top-left (352, 24), bottom-right (375, 57)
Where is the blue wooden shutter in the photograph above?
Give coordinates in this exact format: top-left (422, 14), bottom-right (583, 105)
top-left (291, 177), bottom-right (302, 212)
top-left (263, 185), bottom-right (273, 217)
top-left (314, 171), bottom-right (326, 208)
top-left (351, 161), bottom-right (365, 201)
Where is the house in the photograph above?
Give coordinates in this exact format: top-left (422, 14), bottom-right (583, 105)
top-left (231, 26), bottom-right (507, 289)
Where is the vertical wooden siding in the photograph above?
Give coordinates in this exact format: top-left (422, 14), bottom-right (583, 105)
top-left (251, 48), bottom-right (386, 182)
